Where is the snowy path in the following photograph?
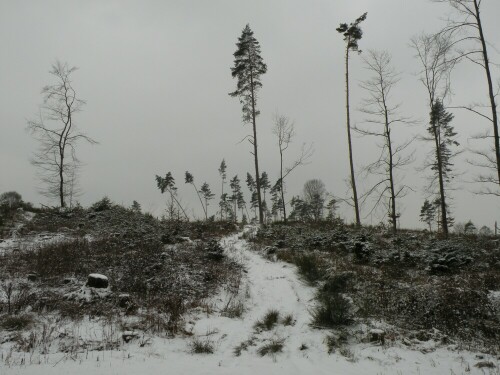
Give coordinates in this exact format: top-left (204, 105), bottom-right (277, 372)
top-left (3, 229), bottom-right (497, 375)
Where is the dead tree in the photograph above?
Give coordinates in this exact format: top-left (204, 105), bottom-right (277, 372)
top-left (356, 50), bottom-right (414, 232)
top-left (467, 137), bottom-right (500, 196)
top-left (434, 0), bottom-right (500, 192)
top-left (272, 113), bottom-right (313, 224)
top-left (28, 61), bottom-right (96, 208)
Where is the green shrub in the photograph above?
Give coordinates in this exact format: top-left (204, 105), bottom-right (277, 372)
top-left (312, 293), bottom-right (352, 327)
top-left (91, 196), bottom-right (113, 212)
top-left (322, 272), bottom-right (353, 294)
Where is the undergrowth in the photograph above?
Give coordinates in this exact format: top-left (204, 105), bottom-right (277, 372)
top-left (190, 338), bottom-right (215, 354)
top-left (257, 338), bottom-right (284, 356)
top-left (254, 309), bottom-right (280, 331)
top-left (254, 222), bottom-right (500, 351)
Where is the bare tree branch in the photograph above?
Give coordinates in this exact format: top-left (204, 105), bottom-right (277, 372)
top-left (357, 50), bottom-right (414, 231)
top-left (27, 61), bottom-right (96, 208)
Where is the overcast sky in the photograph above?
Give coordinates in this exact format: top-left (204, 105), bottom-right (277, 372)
top-left (1, 0), bottom-right (499, 229)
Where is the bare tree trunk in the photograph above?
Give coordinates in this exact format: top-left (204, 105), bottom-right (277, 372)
top-left (4, 283), bottom-right (12, 315)
top-left (28, 62), bottom-right (96, 208)
top-left (382, 92), bottom-right (398, 232)
top-left (385, 123), bottom-right (397, 233)
top-left (279, 148), bottom-right (287, 224)
top-left (473, 0), bottom-right (500, 187)
top-left (59, 158), bottom-right (65, 208)
top-left (432, 122), bottom-right (449, 236)
top-left (59, 82), bottom-right (74, 208)
top-left (250, 70), bottom-right (264, 225)
top-left (220, 181), bottom-right (224, 221)
top-left (170, 190), bottom-right (189, 221)
top-left (190, 182), bottom-right (207, 220)
top-left (345, 47), bottom-right (361, 226)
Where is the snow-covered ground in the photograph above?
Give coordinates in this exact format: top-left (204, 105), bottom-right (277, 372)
top-left (0, 232), bottom-right (69, 256)
top-left (2, 228), bottom-right (498, 374)
top-left (0, 211), bottom-right (65, 256)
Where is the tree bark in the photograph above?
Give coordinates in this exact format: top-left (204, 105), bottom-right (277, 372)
top-left (279, 148), bottom-right (287, 224)
top-left (432, 119), bottom-right (449, 236)
top-left (220, 180), bottom-right (224, 221)
top-left (345, 46), bottom-right (361, 226)
top-left (250, 70), bottom-right (264, 225)
top-left (191, 183), bottom-right (207, 220)
top-left (385, 121), bottom-right (397, 233)
top-left (473, 0), bottom-right (500, 187)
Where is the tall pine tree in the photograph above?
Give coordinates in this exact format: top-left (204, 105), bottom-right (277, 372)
top-left (230, 25), bottom-right (267, 224)
top-left (425, 100), bottom-right (459, 236)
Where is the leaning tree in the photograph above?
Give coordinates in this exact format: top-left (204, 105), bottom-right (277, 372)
top-left (155, 172), bottom-right (189, 221)
top-left (185, 171), bottom-right (208, 220)
top-left (229, 24), bottom-right (267, 224)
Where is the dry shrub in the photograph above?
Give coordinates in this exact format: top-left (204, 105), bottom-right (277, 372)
top-left (0, 280), bottom-right (35, 314)
top-left (190, 338), bottom-right (215, 354)
top-left (57, 301), bottom-right (85, 321)
top-left (221, 300), bottom-right (244, 318)
top-left (294, 253), bottom-right (326, 284)
top-left (276, 249), bottom-right (295, 263)
top-left (257, 338), bottom-right (284, 356)
top-left (281, 314), bottom-right (294, 326)
top-left (0, 314), bottom-right (33, 331)
top-left (22, 239), bottom-right (91, 279)
top-left (359, 279), bottom-right (498, 343)
top-left (254, 309), bottom-right (280, 331)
